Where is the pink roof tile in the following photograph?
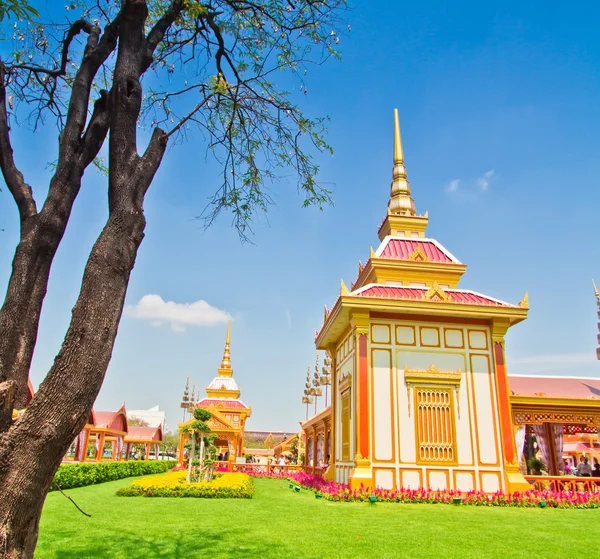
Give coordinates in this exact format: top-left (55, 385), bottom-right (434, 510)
top-left (94, 411), bottom-right (116, 427)
top-left (126, 426), bottom-right (162, 441)
top-left (353, 285), bottom-right (513, 307)
top-left (378, 239), bottom-right (456, 263)
top-left (509, 376), bottom-right (600, 400)
top-left (94, 407), bottom-right (128, 431)
top-left (197, 398), bottom-right (249, 409)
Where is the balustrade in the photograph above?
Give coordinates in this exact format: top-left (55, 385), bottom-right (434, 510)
top-left (525, 475), bottom-right (600, 493)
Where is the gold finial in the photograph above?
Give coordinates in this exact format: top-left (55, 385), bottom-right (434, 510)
top-left (370, 246), bottom-right (376, 259)
top-left (182, 375), bottom-right (190, 402)
top-left (388, 109), bottom-right (416, 217)
top-left (323, 304), bottom-right (329, 322)
top-left (593, 280), bottom-right (599, 306)
top-left (518, 292), bottom-right (529, 309)
top-left (393, 108), bottom-right (404, 164)
top-left (340, 279), bottom-right (349, 296)
top-left (219, 320), bottom-right (232, 370)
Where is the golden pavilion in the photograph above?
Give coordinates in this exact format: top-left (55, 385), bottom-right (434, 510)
top-left (177, 321), bottom-right (251, 464)
top-left (314, 110), bottom-right (531, 493)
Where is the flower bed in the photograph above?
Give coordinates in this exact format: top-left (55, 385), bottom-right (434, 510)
top-left (52, 460), bottom-right (177, 491)
top-left (116, 470), bottom-right (254, 498)
top-left (242, 470), bottom-right (600, 509)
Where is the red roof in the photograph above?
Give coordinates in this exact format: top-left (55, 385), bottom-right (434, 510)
top-left (94, 405), bottom-right (128, 432)
top-left (378, 239), bottom-right (456, 263)
top-left (509, 376), bottom-right (600, 400)
top-left (197, 398), bottom-right (249, 409)
top-left (94, 411), bottom-right (116, 427)
top-left (353, 285), bottom-right (513, 307)
top-left (126, 426), bottom-right (162, 441)
top-left (563, 442), bottom-right (599, 454)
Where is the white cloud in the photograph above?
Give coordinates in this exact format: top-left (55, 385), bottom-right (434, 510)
top-left (476, 169), bottom-right (494, 191)
top-left (125, 294), bottom-right (231, 333)
top-left (445, 179), bottom-right (460, 193)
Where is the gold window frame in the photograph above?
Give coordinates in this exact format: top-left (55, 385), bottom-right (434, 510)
top-left (404, 365), bottom-right (461, 466)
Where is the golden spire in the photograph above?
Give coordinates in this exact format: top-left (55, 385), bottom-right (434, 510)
top-left (387, 109), bottom-right (416, 217)
top-left (393, 108), bottom-right (404, 164)
top-left (219, 320), bottom-right (232, 371)
top-left (593, 280), bottom-right (600, 307)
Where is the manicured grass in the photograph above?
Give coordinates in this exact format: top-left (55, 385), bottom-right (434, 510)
top-left (37, 477), bottom-right (600, 558)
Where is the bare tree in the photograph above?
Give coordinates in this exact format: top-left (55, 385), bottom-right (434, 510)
top-left (0, 1), bottom-right (347, 556)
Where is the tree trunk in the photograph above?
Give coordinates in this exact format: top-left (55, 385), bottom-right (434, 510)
top-left (186, 432), bottom-right (196, 483)
top-left (0, 192), bottom-right (149, 556)
top-left (0, 77), bottom-right (113, 410)
top-left (0, 3), bottom-right (167, 556)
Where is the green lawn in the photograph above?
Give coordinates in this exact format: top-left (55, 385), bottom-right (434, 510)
top-left (37, 477), bottom-right (600, 558)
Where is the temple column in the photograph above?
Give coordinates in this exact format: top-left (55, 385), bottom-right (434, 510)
top-left (544, 422), bottom-right (560, 476)
top-left (81, 429), bottom-right (91, 462)
top-left (125, 442), bottom-right (131, 462)
top-left (312, 426), bottom-right (317, 475)
top-left (145, 442), bottom-right (150, 461)
top-left (492, 320), bottom-right (529, 492)
top-left (95, 432), bottom-right (105, 461)
top-left (111, 440), bottom-right (117, 460)
top-left (349, 312), bottom-right (372, 489)
top-left (177, 433), bottom-right (185, 465)
top-left (325, 345), bottom-right (336, 481)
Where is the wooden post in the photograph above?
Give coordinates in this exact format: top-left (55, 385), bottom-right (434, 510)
top-left (125, 442), bottom-right (131, 461)
top-left (81, 429), bottom-right (91, 462)
top-left (95, 432), bottom-right (105, 461)
top-left (145, 442), bottom-right (150, 461)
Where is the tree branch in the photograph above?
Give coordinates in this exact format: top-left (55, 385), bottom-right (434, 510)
top-left (142, 0), bottom-right (187, 73)
top-left (0, 64), bottom-right (37, 224)
top-left (79, 89), bottom-right (112, 169)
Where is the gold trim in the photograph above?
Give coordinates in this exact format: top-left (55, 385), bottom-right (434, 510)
top-left (339, 373), bottom-right (352, 394)
top-left (518, 292), bottom-right (529, 309)
top-left (404, 365), bottom-right (462, 386)
top-left (408, 244), bottom-right (429, 262)
top-left (340, 279), bottom-right (349, 296)
top-left (371, 323), bottom-right (391, 345)
top-left (422, 281), bottom-right (452, 303)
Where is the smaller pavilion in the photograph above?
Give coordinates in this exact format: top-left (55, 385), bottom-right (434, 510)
top-left (72, 404), bottom-right (128, 462)
top-left (177, 322), bottom-right (252, 464)
top-left (509, 376), bottom-right (600, 478)
top-left (124, 425), bottom-right (163, 460)
top-left (301, 407), bottom-right (332, 475)
top-left (272, 433), bottom-right (300, 460)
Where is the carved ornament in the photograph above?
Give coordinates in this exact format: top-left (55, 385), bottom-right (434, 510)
top-left (408, 244), bottom-right (429, 262)
top-left (422, 281), bottom-right (451, 303)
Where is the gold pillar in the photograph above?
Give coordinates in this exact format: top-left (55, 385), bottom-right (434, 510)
top-left (349, 312), bottom-right (373, 489)
top-left (492, 320), bottom-right (529, 492)
top-left (324, 345), bottom-right (336, 481)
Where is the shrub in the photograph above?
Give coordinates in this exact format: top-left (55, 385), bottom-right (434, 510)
top-left (52, 461), bottom-right (177, 491)
top-left (116, 471), bottom-right (254, 498)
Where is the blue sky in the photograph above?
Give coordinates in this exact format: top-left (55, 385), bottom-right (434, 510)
top-left (1, 0), bottom-right (599, 432)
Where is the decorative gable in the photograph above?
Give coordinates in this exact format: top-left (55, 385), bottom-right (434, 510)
top-left (408, 244), bottom-right (429, 262)
top-left (423, 281), bottom-right (452, 303)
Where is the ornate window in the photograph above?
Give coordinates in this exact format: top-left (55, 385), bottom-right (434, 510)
top-left (415, 387), bottom-right (456, 463)
top-left (404, 366), bottom-right (461, 465)
top-left (339, 373), bottom-right (352, 462)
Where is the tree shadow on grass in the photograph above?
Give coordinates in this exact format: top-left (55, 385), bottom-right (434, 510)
top-left (48, 526), bottom-right (279, 559)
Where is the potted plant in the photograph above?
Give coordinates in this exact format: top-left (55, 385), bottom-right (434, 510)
top-left (527, 458), bottom-right (546, 475)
